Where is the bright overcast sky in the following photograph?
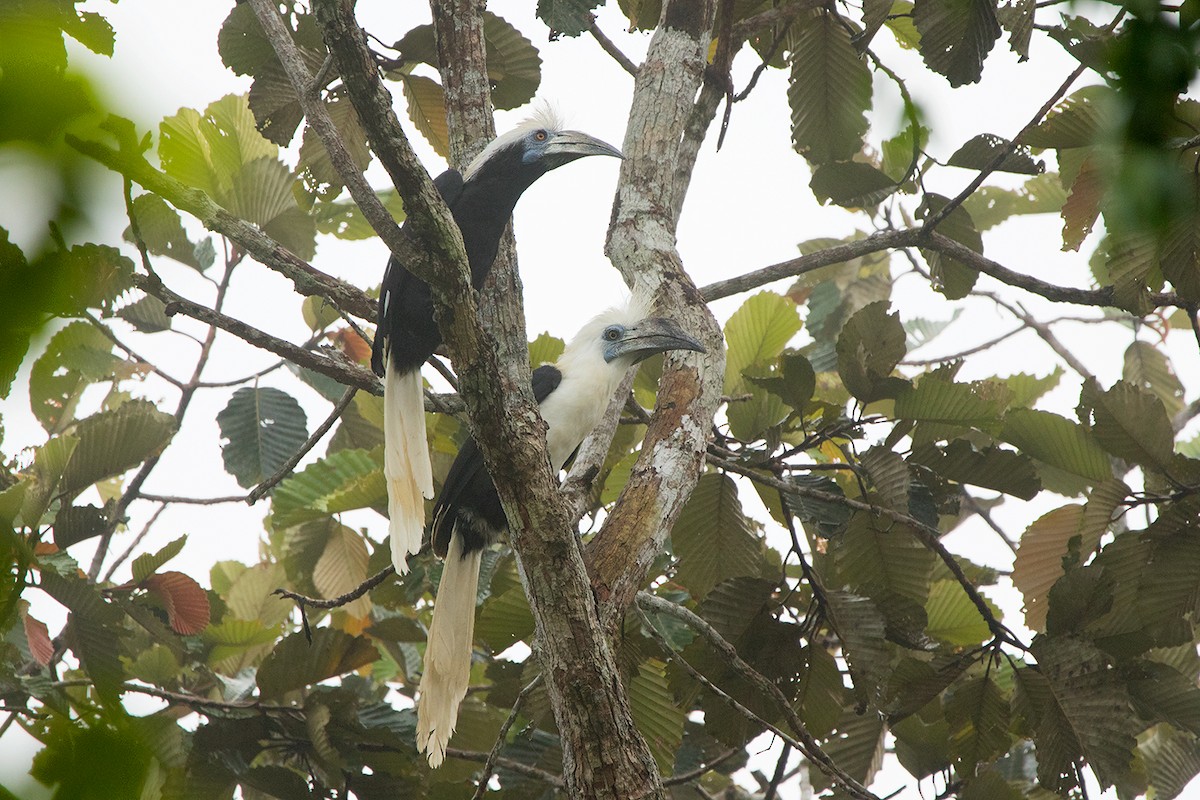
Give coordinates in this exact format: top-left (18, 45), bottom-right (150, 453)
top-left (3, 1), bottom-right (1195, 797)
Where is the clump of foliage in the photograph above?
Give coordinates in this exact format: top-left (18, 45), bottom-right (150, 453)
top-left (3, 1), bottom-right (1200, 799)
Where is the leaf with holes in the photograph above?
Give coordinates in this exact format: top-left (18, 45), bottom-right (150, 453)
top-left (1011, 505), bottom-right (1086, 632)
top-left (1123, 341), bottom-right (1185, 419)
top-left (1081, 380), bottom-right (1175, 472)
top-left (947, 133), bottom-right (1044, 175)
top-left (913, 440), bottom-right (1040, 500)
top-left (537, 0), bottom-right (603, 37)
top-left (963, 172), bottom-right (1068, 231)
top-left (60, 401), bottom-right (176, 498)
top-left (946, 676), bottom-right (1012, 774)
top-left (143, 571), bottom-right (211, 635)
top-left (1023, 85), bottom-right (1115, 149)
top-left (216, 387), bottom-right (309, 490)
top-left (788, 10), bottom-right (872, 164)
top-left (298, 91), bottom-right (372, 198)
top-left (913, 0), bottom-right (1001, 86)
top-left (256, 628), bottom-right (378, 699)
top-left (672, 474), bottom-right (764, 600)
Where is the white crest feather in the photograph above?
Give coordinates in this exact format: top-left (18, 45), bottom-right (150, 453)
top-left (462, 104), bottom-right (566, 180)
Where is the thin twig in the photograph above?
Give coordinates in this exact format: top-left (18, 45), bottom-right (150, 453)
top-left (900, 326), bottom-right (1024, 366)
top-left (247, 386), bottom-right (357, 503)
top-left (274, 565), bottom-right (397, 611)
top-left (102, 504), bottom-right (167, 583)
top-left (662, 747), bottom-right (742, 787)
top-left (471, 675), bottom-right (543, 800)
top-left (444, 748), bottom-right (564, 788)
top-left (587, 16), bottom-right (638, 76)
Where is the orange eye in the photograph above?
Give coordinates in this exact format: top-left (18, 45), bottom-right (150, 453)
top-left (535, 130), bottom-right (547, 141)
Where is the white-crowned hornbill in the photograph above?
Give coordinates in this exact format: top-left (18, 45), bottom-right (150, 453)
top-left (415, 301), bottom-right (706, 767)
top-left (370, 110), bottom-right (622, 575)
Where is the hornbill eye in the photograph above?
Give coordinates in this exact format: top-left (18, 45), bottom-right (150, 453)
top-left (603, 326), bottom-right (622, 341)
top-left (534, 130), bottom-right (548, 141)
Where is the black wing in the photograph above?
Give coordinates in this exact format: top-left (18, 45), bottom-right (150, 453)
top-left (431, 365), bottom-right (563, 558)
top-left (370, 169), bottom-right (466, 376)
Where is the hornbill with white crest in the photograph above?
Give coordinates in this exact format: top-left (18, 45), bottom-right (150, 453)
top-left (370, 109), bottom-right (622, 575)
top-left (415, 302), bottom-right (706, 767)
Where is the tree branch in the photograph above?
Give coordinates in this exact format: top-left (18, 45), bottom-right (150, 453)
top-left (132, 272), bottom-right (381, 394)
top-left (588, 16), bottom-right (639, 76)
top-left (65, 135), bottom-right (375, 321)
top-left (246, 386), bottom-right (357, 503)
top-left (470, 675), bottom-right (543, 800)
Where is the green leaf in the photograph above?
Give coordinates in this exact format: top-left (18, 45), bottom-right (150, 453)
top-left (1126, 660), bottom-right (1200, 735)
top-left (314, 189), bottom-right (406, 240)
top-left (116, 295), bottom-right (172, 333)
top-left (836, 301), bottom-right (908, 402)
top-left (1024, 636), bottom-right (1145, 794)
top-left (298, 91), bottom-right (371, 198)
top-left (536, 0), bottom-right (603, 37)
top-left (830, 511), bottom-right (937, 607)
top-left (895, 375), bottom-right (1011, 429)
top-left (20, 435), bottom-right (78, 527)
top-left (475, 586), bottom-right (534, 654)
top-left (788, 10), bottom-right (872, 164)
top-left (51, 502), bottom-right (111, 548)
top-left (216, 387), bottom-right (309, 490)
top-left (925, 579), bottom-right (993, 646)
top-left (159, 94), bottom-right (277, 199)
top-left (628, 658), bottom-right (685, 773)
top-left (672, 474), bottom-right (764, 600)
top-left (125, 194), bottom-right (204, 270)
top-left (913, 0), bottom-right (1001, 86)
top-left (963, 173), bottom-right (1068, 231)
top-left (809, 161), bottom-right (898, 208)
top-left (1139, 723), bottom-right (1200, 800)
top-left (313, 524), bottom-right (371, 618)
top-left (1123, 341), bottom-right (1185, 419)
top-left (482, 12), bottom-right (542, 109)
top-left (811, 706), bottom-right (886, 791)
top-left (528, 332), bottom-right (565, 367)
top-left (913, 440), bottom-right (1041, 499)
top-left (257, 628), bottom-right (378, 699)
top-left (861, 446), bottom-right (910, 512)
top-left (918, 194), bottom-right (984, 299)
top-left (948, 133), bottom-right (1044, 175)
top-left (29, 321), bottom-right (120, 433)
top-left (1082, 380), bottom-right (1176, 472)
top-left (1010, 505), bottom-right (1085, 632)
top-left (825, 590), bottom-right (888, 708)
top-left (723, 292), bottom-right (801, 439)
top-left (226, 157), bottom-right (317, 260)
top-left (400, 74), bottom-right (450, 159)
top-left (946, 676), bottom-right (1012, 774)
top-left (60, 400), bottom-right (176, 498)
top-left (1000, 408), bottom-right (1112, 484)
top-left (1023, 85), bottom-right (1115, 149)
top-left (1061, 152), bottom-right (1104, 251)
top-left (271, 449), bottom-right (386, 528)
top-left (1003, 367), bottom-right (1064, 407)
top-left (796, 644), bottom-right (846, 739)
top-left (131, 535), bottom-right (187, 583)
top-left (40, 571), bottom-right (126, 708)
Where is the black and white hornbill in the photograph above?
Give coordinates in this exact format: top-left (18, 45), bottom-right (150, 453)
top-left (415, 301), bottom-right (706, 767)
top-left (370, 109), bottom-right (622, 575)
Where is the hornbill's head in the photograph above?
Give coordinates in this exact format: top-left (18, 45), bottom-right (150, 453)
top-left (462, 107), bottom-right (623, 186)
top-left (600, 317), bottom-right (707, 364)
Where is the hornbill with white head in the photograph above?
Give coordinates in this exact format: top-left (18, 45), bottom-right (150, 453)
top-left (370, 109), bottom-right (622, 575)
top-left (415, 302), bottom-right (706, 767)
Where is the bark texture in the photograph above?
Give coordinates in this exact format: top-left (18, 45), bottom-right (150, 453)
top-left (590, 0), bottom-right (725, 632)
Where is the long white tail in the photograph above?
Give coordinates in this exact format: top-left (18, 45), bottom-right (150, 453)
top-left (416, 532), bottom-right (482, 768)
top-left (384, 362), bottom-right (434, 574)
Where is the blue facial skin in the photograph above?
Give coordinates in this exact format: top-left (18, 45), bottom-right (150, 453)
top-left (521, 131), bottom-right (552, 165)
top-left (602, 324), bottom-right (627, 363)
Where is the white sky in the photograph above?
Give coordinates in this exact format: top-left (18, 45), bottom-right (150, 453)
top-left (2, 1), bottom-right (1197, 797)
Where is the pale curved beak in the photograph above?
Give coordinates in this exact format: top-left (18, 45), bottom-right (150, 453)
top-left (607, 317), bottom-right (706, 364)
top-left (542, 130), bottom-right (624, 169)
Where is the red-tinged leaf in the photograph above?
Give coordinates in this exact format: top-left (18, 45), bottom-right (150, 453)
top-left (23, 612), bottom-right (54, 665)
top-left (1061, 153), bottom-right (1103, 252)
top-left (144, 571), bottom-right (211, 635)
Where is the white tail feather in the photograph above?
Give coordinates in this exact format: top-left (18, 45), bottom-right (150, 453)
top-left (384, 363), bottom-right (434, 574)
top-left (416, 533), bottom-right (482, 767)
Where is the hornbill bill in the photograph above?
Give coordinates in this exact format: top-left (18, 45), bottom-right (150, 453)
top-left (370, 109), bottom-right (622, 575)
top-left (415, 302), bottom-right (706, 767)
